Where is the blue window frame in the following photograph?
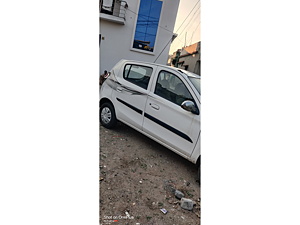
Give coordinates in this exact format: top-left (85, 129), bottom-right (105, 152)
top-left (133, 0), bottom-right (163, 52)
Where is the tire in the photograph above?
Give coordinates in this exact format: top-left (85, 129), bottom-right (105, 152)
top-left (100, 102), bottom-right (117, 129)
top-left (196, 156), bottom-right (201, 184)
top-left (197, 165), bottom-right (201, 184)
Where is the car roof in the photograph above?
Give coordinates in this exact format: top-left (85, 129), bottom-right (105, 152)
top-left (120, 59), bottom-right (200, 79)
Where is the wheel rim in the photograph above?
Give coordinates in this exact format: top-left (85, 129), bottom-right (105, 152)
top-left (101, 107), bottom-right (112, 124)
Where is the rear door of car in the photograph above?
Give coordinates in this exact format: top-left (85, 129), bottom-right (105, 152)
top-left (142, 67), bottom-right (200, 157)
top-left (112, 62), bottom-right (157, 131)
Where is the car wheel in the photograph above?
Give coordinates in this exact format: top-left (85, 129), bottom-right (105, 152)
top-left (198, 165), bottom-right (201, 184)
top-left (100, 102), bottom-right (117, 129)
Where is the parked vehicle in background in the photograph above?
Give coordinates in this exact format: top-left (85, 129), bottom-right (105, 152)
top-left (100, 60), bottom-right (201, 180)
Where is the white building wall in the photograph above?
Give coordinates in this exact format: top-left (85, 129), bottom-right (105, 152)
top-left (100, 0), bottom-right (180, 73)
top-left (178, 54), bottom-right (200, 74)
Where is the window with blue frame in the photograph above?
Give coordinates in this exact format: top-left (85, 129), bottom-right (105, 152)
top-left (133, 0), bottom-right (163, 52)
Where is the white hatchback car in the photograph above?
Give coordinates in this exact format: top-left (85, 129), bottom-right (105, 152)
top-left (100, 60), bottom-right (201, 180)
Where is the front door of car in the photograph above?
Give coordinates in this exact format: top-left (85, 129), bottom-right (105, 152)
top-left (112, 63), bottom-right (156, 130)
top-left (142, 69), bottom-right (200, 157)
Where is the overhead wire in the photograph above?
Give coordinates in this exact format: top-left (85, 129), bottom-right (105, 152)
top-left (172, 2), bottom-right (201, 50)
top-left (154, 38), bottom-right (173, 63)
top-left (154, 0), bottom-right (201, 62)
top-left (177, 5), bottom-right (200, 39)
top-left (127, 5), bottom-right (178, 60)
top-left (126, 8), bottom-right (174, 34)
top-left (189, 22), bottom-right (201, 45)
top-left (124, 0), bottom-right (201, 62)
top-left (175, 0), bottom-right (200, 33)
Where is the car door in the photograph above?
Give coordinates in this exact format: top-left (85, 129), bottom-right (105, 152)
top-left (142, 68), bottom-right (200, 157)
top-left (112, 62), bottom-right (156, 130)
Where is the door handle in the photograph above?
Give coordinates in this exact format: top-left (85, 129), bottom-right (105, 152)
top-left (116, 87), bottom-right (123, 92)
top-left (149, 103), bottom-right (160, 110)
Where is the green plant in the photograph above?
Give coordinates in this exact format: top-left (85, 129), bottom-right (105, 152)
top-left (186, 191), bottom-right (194, 198)
top-left (140, 163), bottom-right (147, 170)
top-left (146, 216), bottom-right (152, 221)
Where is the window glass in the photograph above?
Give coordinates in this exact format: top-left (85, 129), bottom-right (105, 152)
top-left (188, 76), bottom-right (201, 94)
top-left (123, 64), bottom-right (153, 89)
top-left (133, 0), bottom-right (162, 52)
top-left (154, 71), bottom-right (194, 106)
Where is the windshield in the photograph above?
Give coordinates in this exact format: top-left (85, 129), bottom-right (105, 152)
top-left (188, 77), bottom-right (201, 94)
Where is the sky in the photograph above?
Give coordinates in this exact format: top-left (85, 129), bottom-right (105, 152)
top-left (169, 0), bottom-right (201, 54)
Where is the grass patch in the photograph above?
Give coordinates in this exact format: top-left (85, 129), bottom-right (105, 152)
top-left (146, 216), bottom-right (152, 221)
top-left (140, 163), bottom-right (147, 170)
top-left (186, 191), bottom-right (194, 198)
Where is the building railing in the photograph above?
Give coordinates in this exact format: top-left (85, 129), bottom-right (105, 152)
top-left (100, 0), bottom-right (128, 20)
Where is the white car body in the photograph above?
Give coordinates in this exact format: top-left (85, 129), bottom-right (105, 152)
top-left (100, 59), bottom-right (200, 165)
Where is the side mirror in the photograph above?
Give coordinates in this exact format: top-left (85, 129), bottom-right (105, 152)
top-left (181, 100), bottom-right (199, 115)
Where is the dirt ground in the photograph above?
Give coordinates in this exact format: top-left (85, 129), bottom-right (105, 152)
top-left (100, 122), bottom-right (201, 225)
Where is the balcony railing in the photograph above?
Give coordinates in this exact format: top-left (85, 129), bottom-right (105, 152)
top-left (100, 0), bottom-right (128, 21)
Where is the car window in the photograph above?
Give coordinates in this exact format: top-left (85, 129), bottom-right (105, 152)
top-left (123, 64), bottom-right (153, 89)
top-left (154, 70), bottom-right (194, 106)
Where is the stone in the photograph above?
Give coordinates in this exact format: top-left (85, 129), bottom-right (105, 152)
top-left (175, 190), bottom-right (185, 199)
top-left (180, 198), bottom-right (194, 211)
